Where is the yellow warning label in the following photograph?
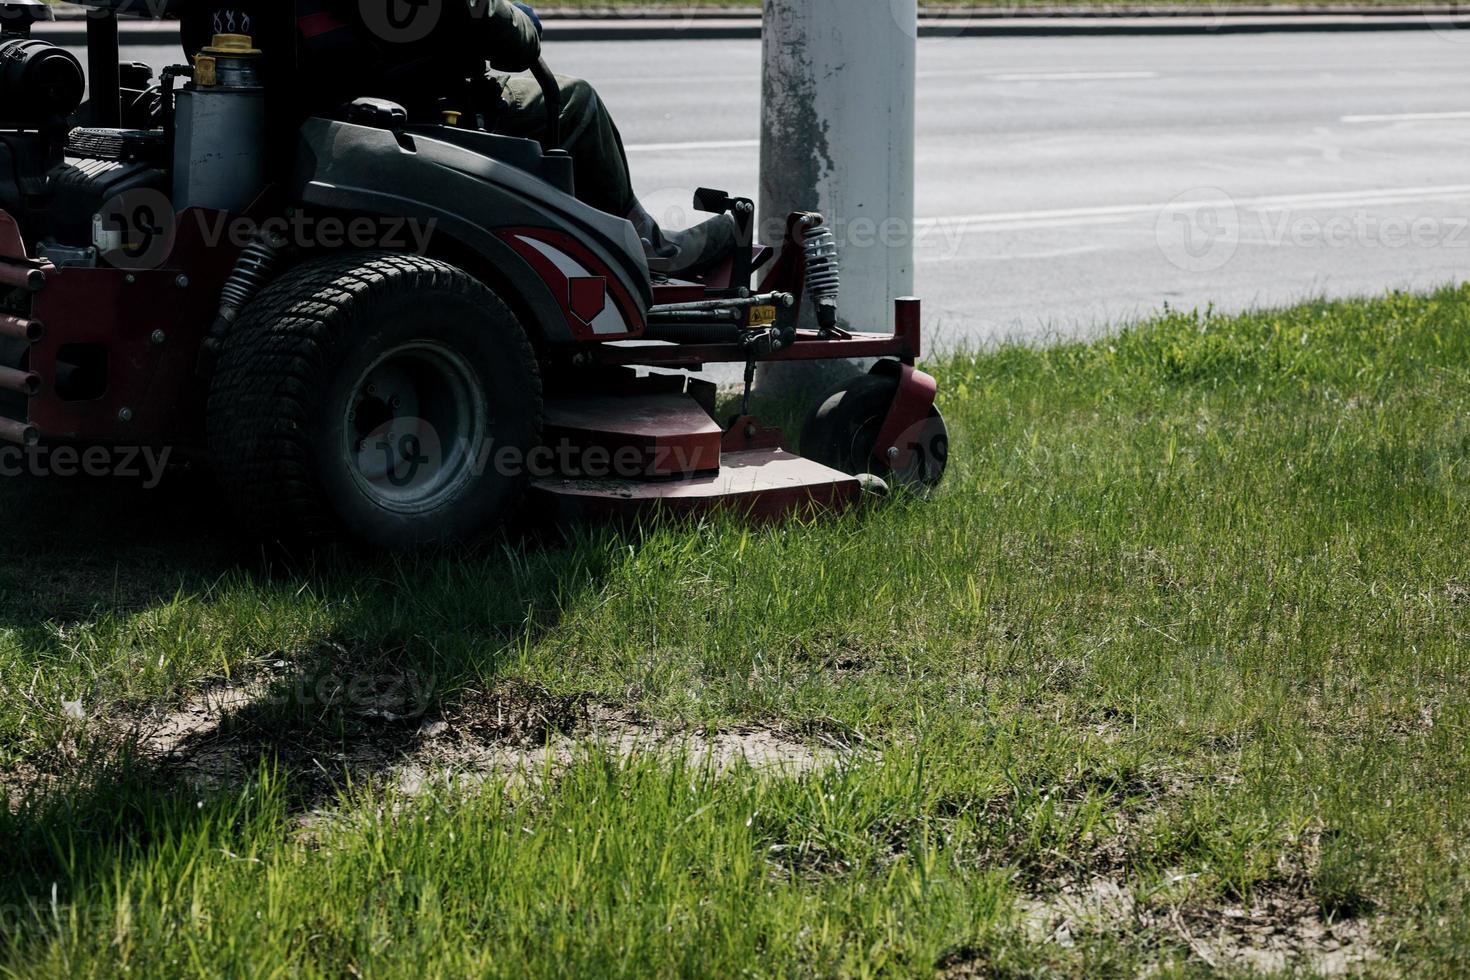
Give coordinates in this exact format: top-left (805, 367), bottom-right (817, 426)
top-left (749, 305), bottom-right (778, 327)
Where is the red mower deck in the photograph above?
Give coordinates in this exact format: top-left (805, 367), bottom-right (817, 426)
top-left (532, 403), bottom-right (862, 523)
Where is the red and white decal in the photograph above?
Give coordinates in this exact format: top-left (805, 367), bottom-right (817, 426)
top-left (499, 228), bottom-right (644, 340)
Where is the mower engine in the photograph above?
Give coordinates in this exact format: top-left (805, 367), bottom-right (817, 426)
top-left (0, 22), bottom-right (166, 269)
top-left (0, 20), bottom-right (271, 268)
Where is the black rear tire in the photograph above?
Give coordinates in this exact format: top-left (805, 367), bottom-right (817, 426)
top-left (799, 371), bottom-right (948, 490)
top-left (207, 252), bottom-right (542, 548)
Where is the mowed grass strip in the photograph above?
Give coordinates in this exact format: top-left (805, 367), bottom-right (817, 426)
top-left (2, 285), bottom-right (1470, 975)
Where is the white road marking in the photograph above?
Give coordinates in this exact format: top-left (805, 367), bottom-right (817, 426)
top-left (594, 73), bottom-right (753, 87)
top-left (624, 138), bottom-right (760, 153)
top-left (955, 243), bottom-right (1113, 263)
top-left (984, 70), bottom-right (1159, 82)
top-left (1341, 110), bottom-right (1470, 124)
top-left (916, 184), bottom-right (1470, 233)
top-left (605, 68), bottom-right (1159, 86)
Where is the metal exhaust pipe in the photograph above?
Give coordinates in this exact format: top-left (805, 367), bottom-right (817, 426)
top-left (0, 314), bottom-right (42, 343)
top-left (0, 417), bottom-right (39, 447)
top-left (0, 366), bottom-right (41, 397)
top-left (0, 262), bottom-right (46, 292)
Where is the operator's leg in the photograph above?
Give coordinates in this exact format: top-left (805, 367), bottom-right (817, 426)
top-left (497, 72), bottom-right (736, 278)
top-left (498, 74), bottom-right (635, 217)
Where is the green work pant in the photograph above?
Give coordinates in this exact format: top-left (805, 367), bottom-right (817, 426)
top-left (496, 74), bottom-right (636, 219)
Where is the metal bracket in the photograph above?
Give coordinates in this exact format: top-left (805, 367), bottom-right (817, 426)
top-left (871, 361), bottom-right (938, 472)
top-left (694, 187), bottom-right (755, 289)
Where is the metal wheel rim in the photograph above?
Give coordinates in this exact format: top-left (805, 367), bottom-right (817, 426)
top-left (342, 342), bottom-right (486, 515)
top-left (849, 409), bottom-right (947, 488)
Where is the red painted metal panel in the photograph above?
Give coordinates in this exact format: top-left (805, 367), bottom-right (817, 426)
top-left (871, 364), bottom-right (938, 471)
top-left (497, 227), bottom-right (644, 340)
top-left (543, 392), bottom-right (723, 477)
top-left (895, 297), bottom-right (922, 360)
top-left (568, 277), bottom-right (607, 323)
top-left (503, 233), bottom-right (589, 339)
top-left (30, 269), bottom-right (207, 442)
top-left (0, 210), bottom-right (28, 262)
top-left (721, 415), bottom-right (786, 454)
top-left (27, 208), bottom-right (243, 444)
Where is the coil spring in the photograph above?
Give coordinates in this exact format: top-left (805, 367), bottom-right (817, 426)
top-left (803, 222), bottom-right (840, 308)
top-left (218, 236), bottom-right (281, 313)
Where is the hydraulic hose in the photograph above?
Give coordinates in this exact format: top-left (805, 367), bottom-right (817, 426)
top-left (640, 322), bottom-right (744, 344)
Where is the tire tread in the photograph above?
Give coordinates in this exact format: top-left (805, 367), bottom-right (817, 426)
top-left (207, 252), bottom-right (542, 544)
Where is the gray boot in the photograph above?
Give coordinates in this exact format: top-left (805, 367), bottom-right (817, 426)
top-left (628, 201), bottom-right (739, 279)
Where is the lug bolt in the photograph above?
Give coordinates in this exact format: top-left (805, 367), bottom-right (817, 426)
top-left (118, 407), bottom-right (133, 423)
top-left (150, 329), bottom-right (166, 345)
top-left (886, 446), bottom-right (900, 461)
top-left (175, 275), bottom-right (189, 289)
top-left (124, 273), bottom-right (136, 284)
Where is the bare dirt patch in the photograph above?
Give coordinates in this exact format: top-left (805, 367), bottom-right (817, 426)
top-left (1014, 877), bottom-right (1379, 975)
top-left (395, 705), bottom-right (841, 795)
top-left (143, 685), bottom-right (264, 750)
top-left (116, 677), bottom-right (846, 802)
top-left (1174, 888), bottom-right (1379, 975)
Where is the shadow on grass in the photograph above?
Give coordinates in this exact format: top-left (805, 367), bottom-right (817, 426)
top-left (0, 466), bottom-right (615, 949)
top-left (0, 467), bottom-right (238, 629)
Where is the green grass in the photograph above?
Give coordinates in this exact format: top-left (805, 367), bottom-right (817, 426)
top-left (3, 285), bottom-right (1470, 975)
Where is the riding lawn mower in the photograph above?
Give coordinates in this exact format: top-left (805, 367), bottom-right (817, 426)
top-left (0, 0), bottom-right (948, 547)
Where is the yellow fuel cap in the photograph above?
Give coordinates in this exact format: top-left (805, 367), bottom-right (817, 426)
top-left (203, 33), bottom-right (261, 56)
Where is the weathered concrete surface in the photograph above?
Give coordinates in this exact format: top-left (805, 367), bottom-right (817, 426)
top-left (759, 0), bottom-right (917, 333)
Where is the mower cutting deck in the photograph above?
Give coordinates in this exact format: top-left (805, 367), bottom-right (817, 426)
top-left (530, 296), bottom-right (932, 522)
top-left (532, 399), bottom-right (864, 523)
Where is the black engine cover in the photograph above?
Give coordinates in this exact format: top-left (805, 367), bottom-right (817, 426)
top-left (43, 156), bottom-right (167, 247)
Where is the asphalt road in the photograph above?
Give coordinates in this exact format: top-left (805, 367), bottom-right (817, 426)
top-left (114, 32), bottom-right (1470, 347)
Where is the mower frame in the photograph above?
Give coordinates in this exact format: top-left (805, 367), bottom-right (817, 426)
top-left (1, 1), bottom-right (942, 535)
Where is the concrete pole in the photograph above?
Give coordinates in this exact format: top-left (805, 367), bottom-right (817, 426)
top-left (759, 0), bottom-right (917, 334)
